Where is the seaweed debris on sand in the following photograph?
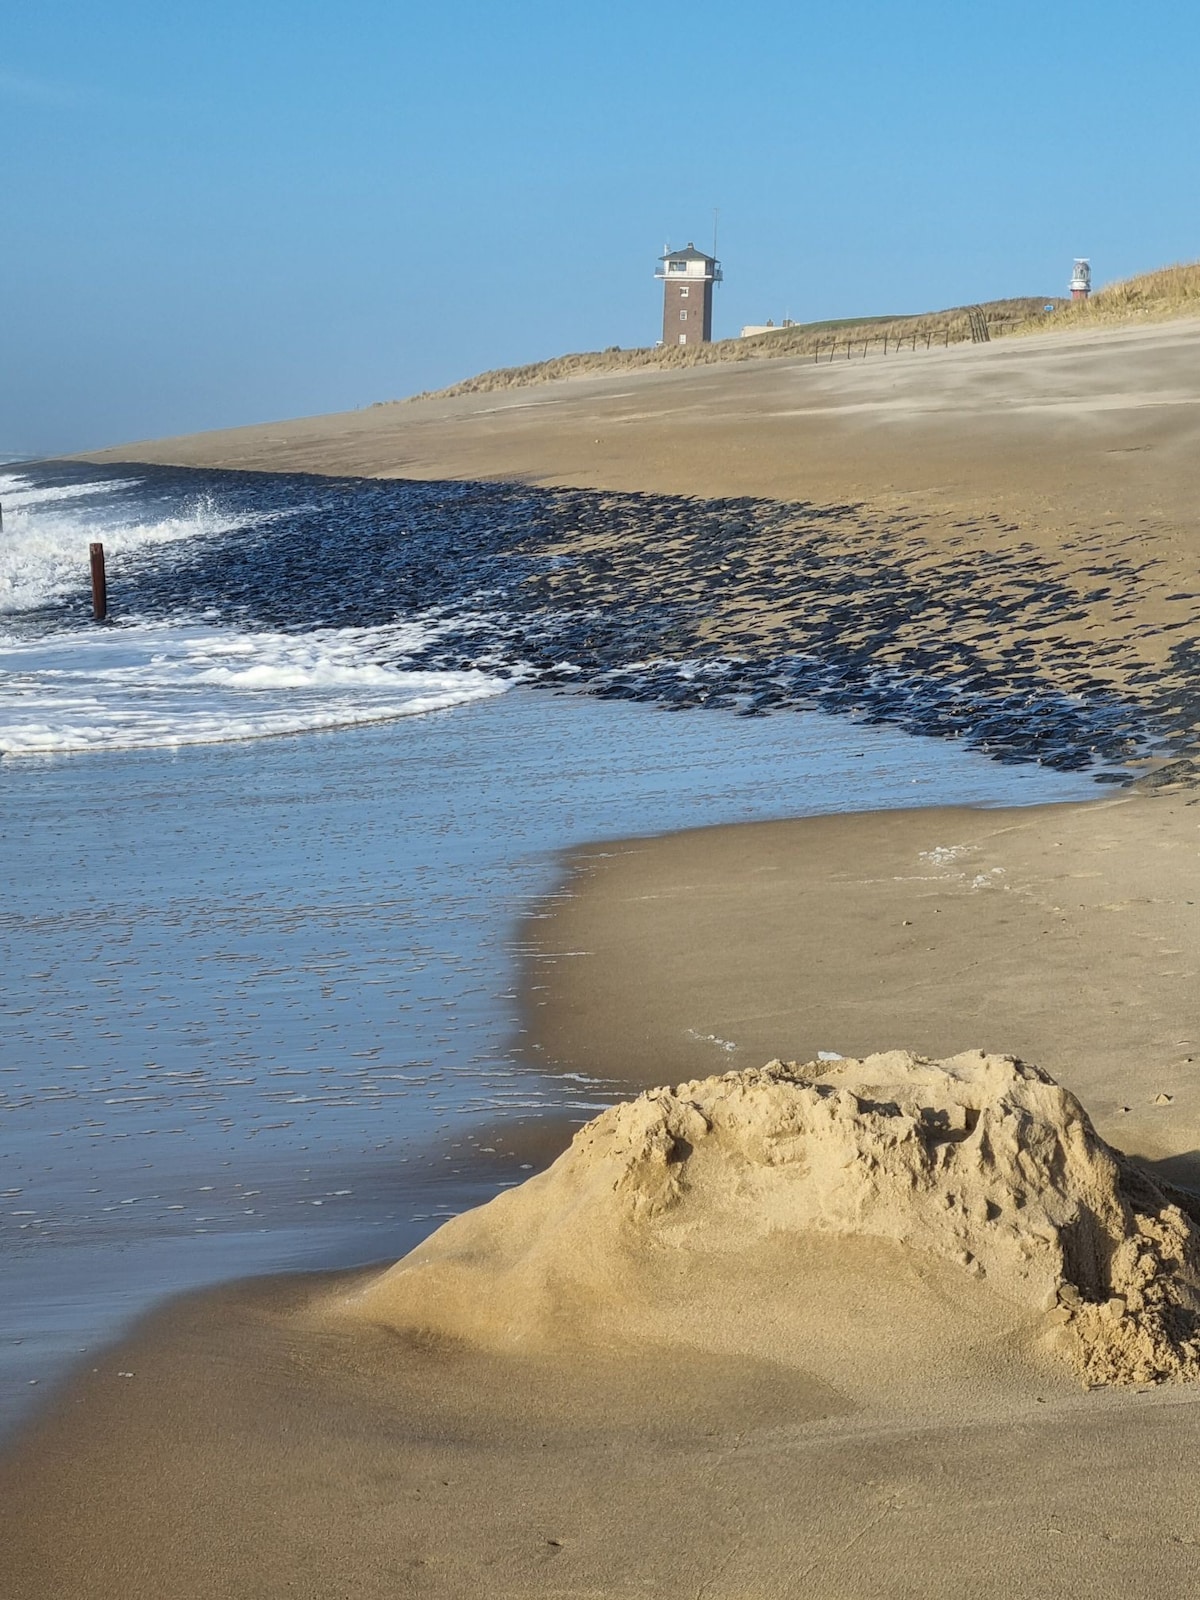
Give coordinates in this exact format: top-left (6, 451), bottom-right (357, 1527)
top-left (346, 1052), bottom-right (1200, 1389)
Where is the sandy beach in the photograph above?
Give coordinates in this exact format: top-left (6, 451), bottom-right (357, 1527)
top-left (5, 317), bottom-right (1197, 1595)
top-left (6, 784), bottom-right (1199, 1597)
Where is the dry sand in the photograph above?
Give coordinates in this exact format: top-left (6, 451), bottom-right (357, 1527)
top-left (79, 319), bottom-right (1200, 541)
top-left (7, 317), bottom-right (1196, 1595)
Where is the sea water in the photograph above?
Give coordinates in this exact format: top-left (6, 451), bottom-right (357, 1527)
top-left (1, 464), bottom-right (1110, 1435)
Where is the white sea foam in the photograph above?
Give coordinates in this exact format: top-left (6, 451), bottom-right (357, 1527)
top-left (0, 472), bottom-right (133, 509)
top-left (0, 472), bottom-right (276, 615)
top-left (0, 621), bottom-right (511, 754)
top-left (0, 470), bottom-right (515, 752)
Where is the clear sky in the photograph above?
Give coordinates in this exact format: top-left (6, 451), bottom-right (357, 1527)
top-left (4, 0), bottom-right (1198, 456)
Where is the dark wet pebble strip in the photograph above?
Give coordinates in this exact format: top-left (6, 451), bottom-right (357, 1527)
top-left (23, 461), bottom-right (1200, 782)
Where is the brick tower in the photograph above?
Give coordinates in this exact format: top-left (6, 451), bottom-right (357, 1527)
top-left (655, 243), bottom-right (722, 346)
top-left (1070, 258), bottom-right (1091, 301)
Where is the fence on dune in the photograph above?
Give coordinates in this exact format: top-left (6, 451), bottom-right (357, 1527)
top-left (811, 306), bottom-right (997, 365)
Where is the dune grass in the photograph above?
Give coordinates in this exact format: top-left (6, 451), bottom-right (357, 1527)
top-left (398, 261), bottom-right (1200, 405)
top-left (1010, 261), bottom-right (1200, 334)
top-left (401, 298), bottom-right (1059, 403)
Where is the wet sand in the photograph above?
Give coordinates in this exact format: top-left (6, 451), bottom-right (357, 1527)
top-left (5, 1261), bottom-right (1200, 1600)
top-left (525, 790), bottom-right (1200, 1182)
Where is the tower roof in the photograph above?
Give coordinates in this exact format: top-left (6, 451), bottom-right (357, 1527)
top-left (659, 242), bottom-right (718, 263)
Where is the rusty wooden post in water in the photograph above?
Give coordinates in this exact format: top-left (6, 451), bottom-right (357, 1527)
top-left (90, 542), bottom-right (108, 622)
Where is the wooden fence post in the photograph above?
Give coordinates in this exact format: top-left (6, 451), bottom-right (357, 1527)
top-left (90, 543), bottom-right (108, 622)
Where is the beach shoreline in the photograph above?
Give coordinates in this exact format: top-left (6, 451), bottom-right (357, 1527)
top-left (4, 317), bottom-right (1199, 1595)
top-left (3, 678), bottom-right (1089, 1441)
top-left (70, 317), bottom-right (1200, 769)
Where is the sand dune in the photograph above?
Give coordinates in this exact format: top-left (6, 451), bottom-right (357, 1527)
top-left (346, 1053), bottom-right (1200, 1392)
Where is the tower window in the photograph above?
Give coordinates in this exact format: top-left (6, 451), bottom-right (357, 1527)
top-left (679, 310), bottom-right (688, 321)
top-left (678, 334), bottom-right (688, 344)
top-left (668, 261), bottom-right (687, 273)
top-left (679, 286), bottom-right (689, 298)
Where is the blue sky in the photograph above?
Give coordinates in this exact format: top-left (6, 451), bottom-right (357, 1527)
top-left (4, 0), bottom-right (1198, 455)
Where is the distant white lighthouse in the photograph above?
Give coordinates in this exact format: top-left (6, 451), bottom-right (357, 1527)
top-left (1070, 259), bottom-right (1091, 301)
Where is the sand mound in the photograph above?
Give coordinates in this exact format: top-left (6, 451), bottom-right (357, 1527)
top-left (349, 1052), bottom-right (1200, 1386)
